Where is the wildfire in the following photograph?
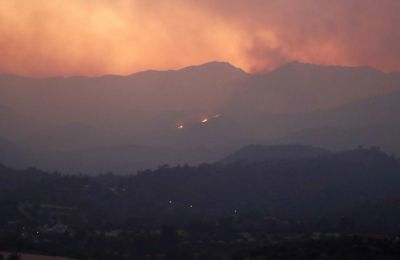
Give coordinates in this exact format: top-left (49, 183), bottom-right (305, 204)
top-left (175, 114), bottom-right (221, 129)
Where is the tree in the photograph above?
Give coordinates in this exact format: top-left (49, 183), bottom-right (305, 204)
top-left (8, 253), bottom-right (20, 260)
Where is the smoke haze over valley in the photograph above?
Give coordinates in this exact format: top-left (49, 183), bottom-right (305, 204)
top-left (1, 61), bottom-right (400, 173)
top-left (1, 1), bottom-right (400, 259)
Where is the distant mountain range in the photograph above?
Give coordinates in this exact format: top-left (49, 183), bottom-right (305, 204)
top-left (1, 61), bottom-right (400, 173)
top-left (0, 62), bottom-right (246, 134)
top-left (220, 144), bottom-right (331, 164)
top-left (275, 124), bottom-right (400, 155)
top-left (252, 89), bottom-right (400, 153)
top-left (225, 62), bottom-right (400, 116)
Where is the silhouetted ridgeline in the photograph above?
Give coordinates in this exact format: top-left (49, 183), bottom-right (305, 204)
top-left (3, 62), bottom-right (400, 174)
top-left (1, 146), bottom-right (399, 224)
top-left (2, 146), bottom-right (400, 259)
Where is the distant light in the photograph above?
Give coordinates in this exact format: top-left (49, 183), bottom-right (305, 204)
top-left (234, 210), bottom-right (238, 214)
top-left (190, 205), bottom-right (193, 208)
top-left (213, 114), bottom-right (221, 118)
top-left (169, 200), bottom-right (173, 204)
top-left (177, 124), bottom-right (184, 129)
top-left (201, 118), bottom-right (209, 124)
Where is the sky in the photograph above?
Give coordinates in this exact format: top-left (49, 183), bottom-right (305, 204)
top-left (0, 0), bottom-right (400, 76)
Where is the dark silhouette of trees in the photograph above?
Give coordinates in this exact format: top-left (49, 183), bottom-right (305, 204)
top-left (7, 253), bottom-right (20, 260)
top-left (0, 147), bottom-right (400, 259)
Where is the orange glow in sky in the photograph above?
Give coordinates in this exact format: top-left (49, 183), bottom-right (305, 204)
top-left (0, 0), bottom-right (400, 76)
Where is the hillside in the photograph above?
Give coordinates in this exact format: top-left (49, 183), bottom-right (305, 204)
top-left (2, 62), bottom-right (400, 173)
top-left (220, 144), bottom-right (331, 164)
top-left (275, 124), bottom-right (400, 154)
top-left (1, 147), bottom-right (400, 259)
top-left (226, 62), bottom-right (400, 116)
top-left (1, 147), bottom-right (399, 220)
top-left (0, 61), bottom-right (246, 134)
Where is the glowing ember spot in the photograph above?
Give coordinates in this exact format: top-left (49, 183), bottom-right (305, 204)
top-left (177, 124), bottom-right (184, 129)
top-left (201, 118), bottom-right (209, 123)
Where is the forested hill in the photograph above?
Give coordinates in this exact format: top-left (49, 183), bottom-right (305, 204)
top-left (1, 146), bottom-right (399, 225)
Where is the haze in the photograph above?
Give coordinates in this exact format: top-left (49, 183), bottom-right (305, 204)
top-left (1, 0), bottom-right (400, 174)
top-left (1, 0), bottom-right (400, 76)
top-left (3, 2), bottom-right (400, 258)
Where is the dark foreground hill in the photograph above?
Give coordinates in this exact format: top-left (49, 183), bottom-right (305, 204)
top-left (1, 146), bottom-right (400, 224)
top-left (1, 146), bottom-right (400, 259)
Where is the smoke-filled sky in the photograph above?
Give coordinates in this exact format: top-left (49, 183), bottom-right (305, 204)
top-left (1, 0), bottom-right (399, 76)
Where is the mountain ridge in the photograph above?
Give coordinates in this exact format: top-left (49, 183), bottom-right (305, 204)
top-left (0, 61), bottom-right (247, 80)
top-left (226, 62), bottom-right (400, 115)
top-left (220, 144), bottom-right (332, 164)
top-left (3, 61), bottom-right (399, 80)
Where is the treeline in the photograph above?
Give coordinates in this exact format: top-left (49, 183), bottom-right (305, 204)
top-left (2, 147), bottom-right (400, 259)
top-left (1, 147), bottom-right (400, 229)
